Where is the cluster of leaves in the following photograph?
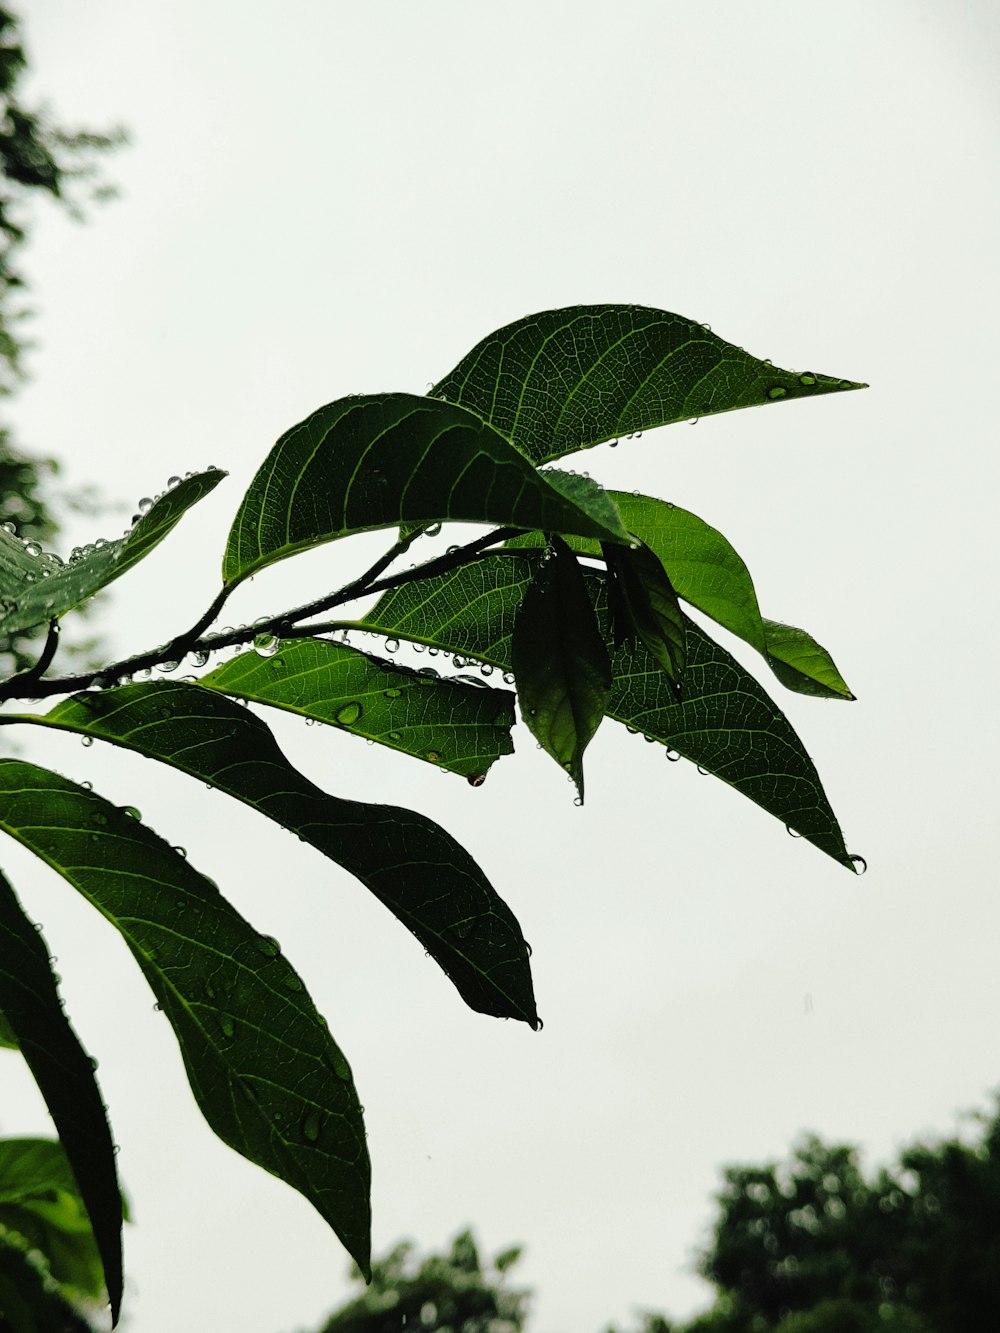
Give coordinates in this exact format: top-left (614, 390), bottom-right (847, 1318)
top-left (0, 2), bottom-right (125, 675)
top-left (0, 302), bottom-right (865, 1325)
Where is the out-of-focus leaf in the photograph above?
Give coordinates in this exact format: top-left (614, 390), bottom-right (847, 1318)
top-left (511, 538), bottom-right (611, 799)
top-left (0, 763), bottom-right (372, 1277)
top-left (362, 557), bottom-right (857, 869)
top-left (199, 637), bottom-right (514, 779)
top-left (431, 304), bottom-right (866, 465)
top-left (0, 1137), bottom-right (108, 1301)
top-left (11, 684), bottom-right (536, 1027)
top-left (0, 470), bottom-right (226, 638)
top-left (221, 393), bottom-right (629, 587)
top-left (0, 868), bottom-right (123, 1321)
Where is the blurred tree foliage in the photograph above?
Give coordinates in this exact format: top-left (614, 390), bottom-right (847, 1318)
top-left (0, 2), bottom-right (124, 675)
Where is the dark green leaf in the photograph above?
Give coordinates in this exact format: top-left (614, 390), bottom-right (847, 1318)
top-left (0, 470), bottom-right (226, 638)
top-left (511, 539), bottom-right (611, 800)
top-left (0, 867), bottom-right (123, 1321)
top-left (602, 541), bottom-right (686, 691)
top-left (11, 684), bottom-right (536, 1027)
top-left (0, 764), bottom-right (372, 1276)
top-left (363, 558), bottom-right (857, 869)
top-left (431, 304), bottom-right (866, 466)
top-left (0, 1137), bottom-right (109, 1301)
top-left (0, 1004), bottom-right (16, 1049)
top-left (509, 492), bottom-right (854, 700)
top-left (221, 394), bottom-right (629, 587)
top-left (199, 637), bottom-right (514, 780)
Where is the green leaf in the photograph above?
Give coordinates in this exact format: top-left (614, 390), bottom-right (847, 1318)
top-left (0, 763), bottom-right (372, 1276)
top-left (362, 557), bottom-right (857, 869)
top-left (511, 539), bottom-right (611, 800)
top-left (11, 684), bottom-right (537, 1027)
top-left (0, 1005), bottom-right (17, 1049)
top-left (0, 867), bottom-right (123, 1321)
top-left (431, 304), bottom-right (866, 466)
top-left (199, 637), bottom-right (514, 780)
top-left (0, 1137), bottom-right (109, 1301)
top-left (221, 393), bottom-right (630, 587)
top-left (508, 493), bottom-right (853, 700)
top-left (602, 541), bottom-right (686, 691)
top-left (0, 470), bottom-right (226, 639)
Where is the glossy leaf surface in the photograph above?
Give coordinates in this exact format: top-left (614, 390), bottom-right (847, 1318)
top-left (511, 539), bottom-right (611, 798)
top-left (0, 868), bottom-right (123, 1321)
top-left (200, 638), bottom-right (514, 779)
top-left (0, 762), bottom-right (372, 1275)
top-left (0, 1137), bottom-right (110, 1302)
top-left (432, 304), bottom-right (866, 465)
top-left (0, 470), bottom-right (226, 638)
top-left (15, 683), bottom-right (536, 1026)
top-left (362, 557), bottom-right (855, 868)
top-left (222, 393), bottom-right (629, 586)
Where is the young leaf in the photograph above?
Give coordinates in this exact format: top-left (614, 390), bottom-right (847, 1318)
top-left (0, 1137), bottom-right (113, 1303)
top-left (11, 683), bottom-right (537, 1027)
top-left (431, 304), bottom-right (866, 465)
top-left (0, 470), bottom-right (226, 638)
top-left (0, 764), bottom-right (372, 1277)
top-left (362, 557), bottom-right (857, 869)
top-left (221, 393), bottom-right (630, 587)
top-left (0, 867), bottom-right (124, 1323)
top-left (199, 638), bottom-right (514, 779)
top-left (602, 541), bottom-right (686, 692)
top-left (511, 538), bottom-right (611, 800)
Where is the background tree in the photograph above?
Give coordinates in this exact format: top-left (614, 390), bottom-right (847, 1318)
top-left (0, 2), bottom-right (123, 675)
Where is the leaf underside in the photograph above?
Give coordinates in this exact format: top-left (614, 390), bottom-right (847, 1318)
top-left (0, 761), bottom-right (372, 1277)
top-left (12, 682), bottom-right (537, 1026)
top-left (431, 303), bottom-right (866, 465)
top-left (362, 555), bottom-right (856, 869)
top-left (0, 869), bottom-right (123, 1321)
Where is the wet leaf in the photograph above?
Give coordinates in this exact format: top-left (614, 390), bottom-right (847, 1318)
top-left (200, 638), bottom-right (514, 779)
top-left (431, 304), bottom-right (866, 465)
top-left (0, 764), bottom-right (371, 1276)
top-left (362, 557), bottom-right (856, 869)
top-left (12, 684), bottom-right (536, 1027)
top-left (602, 540), bottom-right (686, 691)
top-left (0, 867), bottom-right (123, 1321)
top-left (222, 393), bottom-right (629, 587)
top-left (511, 538), bottom-right (611, 799)
top-left (0, 470), bottom-right (226, 638)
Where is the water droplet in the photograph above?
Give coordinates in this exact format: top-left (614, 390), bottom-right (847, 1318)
top-left (137, 497), bottom-right (153, 514)
top-left (167, 475), bottom-right (181, 488)
top-left (665, 749), bottom-right (681, 762)
top-left (426, 750), bottom-right (441, 762)
top-left (609, 437), bottom-right (619, 448)
top-left (849, 853), bottom-right (867, 875)
top-left (425, 521), bottom-right (442, 537)
top-left (798, 372), bottom-right (816, 386)
top-left (502, 670), bottom-right (515, 685)
top-left (1, 520), bottom-right (14, 533)
top-left (89, 1056), bottom-right (99, 1070)
top-left (696, 765), bottom-right (709, 776)
top-left (786, 825), bottom-right (803, 838)
top-left (388, 730), bottom-right (402, 742)
top-left (303, 1110), bottom-right (322, 1142)
top-left (688, 417), bottom-right (700, 425)
top-left (573, 795), bottom-right (583, 807)
top-left (467, 773), bottom-right (487, 787)
top-left (122, 805), bottom-right (141, 820)
top-left (158, 660), bottom-right (179, 674)
top-left (190, 648), bottom-right (210, 668)
top-left (283, 974), bottom-right (303, 992)
top-left (383, 687), bottom-right (402, 699)
top-left (81, 736), bottom-right (94, 748)
top-left (417, 667), bottom-right (438, 679)
top-left (24, 541), bottom-right (41, 557)
top-left (253, 632), bottom-right (280, 657)
top-left (255, 935), bottom-right (281, 958)
top-left (767, 386), bottom-right (788, 400)
top-left (428, 646), bottom-right (439, 656)
top-left (327, 1048), bottom-right (351, 1081)
top-left (643, 734), bottom-right (657, 743)
top-left (219, 1014), bottom-right (235, 1039)
top-left (335, 701), bottom-right (362, 725)
top-left (172, 845), bottom-right (187, 858)
top-left (384, 638), bottom-right (399, 653)
top-left (80, 780), bottom-right (93, 790)
top-left (701, 322), bottom-right (712, 332)
top-left (413, 642), bottom-right (426, 653)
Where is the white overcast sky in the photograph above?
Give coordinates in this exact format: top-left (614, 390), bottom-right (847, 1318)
top-left (3, 3), bottom-right (1000, 1331)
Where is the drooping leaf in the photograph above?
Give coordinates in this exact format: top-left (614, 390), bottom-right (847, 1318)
top-left (9, 684), bottom-right (536, 1026)
top-left (221, 393), bottom-right (630, 587)
top-left (508, 493), bottom-right (853, 700)
top-left (0, 1137), bottom-right (111, 1302)
top-left (362, 557), bottom-right (857, 869)
top-left (511, 538), bottom-right (611, 800)
top-left (602, 540), bottom-right (686, 691)
top-left (0, 868), bottom-right (123, 1321)
top-left (0, 470), bottom-right (226, 639)
top-left (0, 764), bottom-right (372, 1276)
top-left (431, 304), bottom-right (866, 466)
top-left (199, 637), bottom-right (514, 779)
